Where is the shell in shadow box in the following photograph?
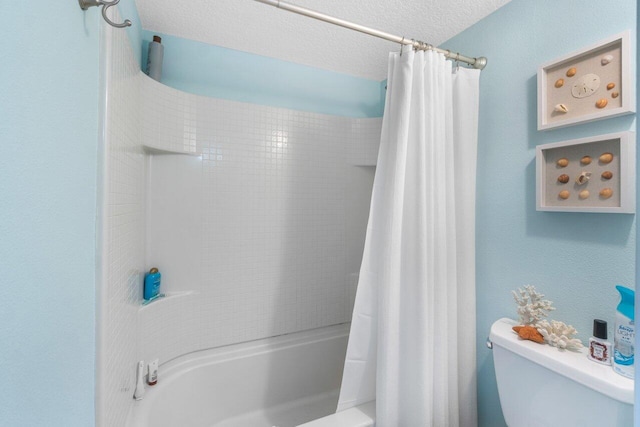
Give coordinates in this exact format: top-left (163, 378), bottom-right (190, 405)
top-left (575, 171), bottom-right (591, 185)
top-left (599, 152), bottom-right (613, 164)
top-left (599, 188), bottom-right (613, 199)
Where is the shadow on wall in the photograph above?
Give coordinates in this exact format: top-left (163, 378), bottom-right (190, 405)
top-left (524, 159), bottom-right (634, 244)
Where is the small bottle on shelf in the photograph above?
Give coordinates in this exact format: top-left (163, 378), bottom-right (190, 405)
top-left (143, 267), bottom-right (162, 301)
top-left (588, 319), bottom-right (611, 365)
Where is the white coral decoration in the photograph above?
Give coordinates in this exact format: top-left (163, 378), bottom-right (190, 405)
top-left (512, 285), bottom-right (555, 326)
top-left (536, 320), bottom-right (583, 350)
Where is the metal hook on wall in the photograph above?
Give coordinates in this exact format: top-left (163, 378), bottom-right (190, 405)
top-left (79, 0), bottom-right (132, 28)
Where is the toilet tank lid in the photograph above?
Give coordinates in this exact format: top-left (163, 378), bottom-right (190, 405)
top-left (489, 318), bottom-right (633, 405)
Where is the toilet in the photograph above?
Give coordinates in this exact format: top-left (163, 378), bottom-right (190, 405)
top-left (489, 318), bottom-right (633, 426)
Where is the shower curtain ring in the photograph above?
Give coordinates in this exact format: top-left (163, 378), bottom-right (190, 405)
top-left (400, 36), bottom-right (405, 56)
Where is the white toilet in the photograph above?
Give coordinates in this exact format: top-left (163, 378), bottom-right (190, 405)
top-left (489, 318), bottom-right (633, 427)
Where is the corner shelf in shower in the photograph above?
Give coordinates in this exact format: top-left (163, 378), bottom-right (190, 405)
top-left (143, 144), bottom-right (201, 156)
top-left (139, 290), bottom-right (198, 311)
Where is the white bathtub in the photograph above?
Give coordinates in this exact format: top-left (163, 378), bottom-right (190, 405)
top-left (126, 323), bottom-right (375, 427)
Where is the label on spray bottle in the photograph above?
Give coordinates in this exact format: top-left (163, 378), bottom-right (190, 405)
top-left (614, 323), bottom-right (635, 366)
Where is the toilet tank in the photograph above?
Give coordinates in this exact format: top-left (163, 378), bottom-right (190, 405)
top-left (490, 318), bottom-right (633, 427)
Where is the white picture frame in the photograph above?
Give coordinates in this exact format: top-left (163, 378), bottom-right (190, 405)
top-left (538, 31), bottom-right (635, 130)
top-left (536, 132), bottom-right (635, 213)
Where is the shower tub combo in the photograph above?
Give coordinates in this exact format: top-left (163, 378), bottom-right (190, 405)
top-left (126, 324), bottom-right (375, 427)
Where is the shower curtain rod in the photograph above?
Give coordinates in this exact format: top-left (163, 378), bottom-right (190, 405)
top-left (254, 0), bottom-right (487, 70)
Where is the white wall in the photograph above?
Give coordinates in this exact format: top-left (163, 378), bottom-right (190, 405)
top-left (99, 15), bottom-right (146, 427)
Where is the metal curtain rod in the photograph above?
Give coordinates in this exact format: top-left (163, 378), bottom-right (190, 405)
top-left (254, 0), bottom-right (487, 70)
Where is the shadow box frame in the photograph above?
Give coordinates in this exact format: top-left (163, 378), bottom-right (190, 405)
top-left (536, 131), bottom-right (635, 214)
top-left (537, 31), bottom-right (635, 131)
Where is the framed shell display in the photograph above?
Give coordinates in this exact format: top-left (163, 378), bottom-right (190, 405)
top-left (537, 31), bottom-right (634, 130)
top-left (536, 132), bottom-right (635, 213)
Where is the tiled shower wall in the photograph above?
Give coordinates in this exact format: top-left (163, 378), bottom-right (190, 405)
top-left (139, 79), bottom-right (382, 365)
top-left (102, 11), bottom-right (381, 426)
top-left (100, 17), bottom-right (146, 427)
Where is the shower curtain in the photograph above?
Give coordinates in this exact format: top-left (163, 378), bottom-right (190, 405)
top-left (337, 48), bottom-right (480, 427)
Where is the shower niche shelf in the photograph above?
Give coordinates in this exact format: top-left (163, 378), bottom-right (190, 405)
top-left (139, 290), bottom-right (197, 310)
top-left (143, 144), bottom-right (200, 156)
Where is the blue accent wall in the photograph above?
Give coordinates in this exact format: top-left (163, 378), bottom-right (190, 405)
top-left (141, 31), bottom-right (385, 118)
top-left (120, 0), bottom-right (143, 66)
top-left (635, 6), bottom-right (640, 425)
top-left (442, 1), bottom-right (637, 426)
top-left (0, 3), bottom-right (99, 426)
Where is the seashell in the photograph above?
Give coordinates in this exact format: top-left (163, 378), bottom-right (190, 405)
top-left (555, 79), bottom-right (564, 88)
top-left (596, 98), bottom-right (608, 108)
top-left (601, 54), bottom-right (614, 65)
top-left (580, 156), bottom-right (592, 165)
top-left (571, 73), bottom-right (601, 98)
top-left (579, 190), bottom-right (590, 199)
top-left (612, 91), bottom-right (619, 99)
top-left (575, 171), bottom-right (591, 185)
top-left (558, 190), bottom-right (570, 200)
top-left (512, 325), bottom-right (545, 344)
top-left (599, 152), bottom-right (613, 164)
top-left (601, 171), bottom-right (613, 180)
top-left (566, 67), bottom-right (577, 77)
top-left (554, 104), bottom-right (569, 113)
top-left (556, 158), bottom-right (569, 167)
top-left (557, 174), bottom-right (570, 184)
top-left (607, 82), bottom-right (616, 90)
top-left (600, 188), bottom-right (613, 199)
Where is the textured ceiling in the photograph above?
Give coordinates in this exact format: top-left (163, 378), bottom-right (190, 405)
top-left (135, 0), bottom-right (511, 80)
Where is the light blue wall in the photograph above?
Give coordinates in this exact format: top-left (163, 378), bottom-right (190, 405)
top-left (140, 31), bottom-right (385, 118)
top-left (0, 3), bottom-right (99, 426)
top-left (443, 1), bottom-right (637, 426)
top-left (635, 6), bottom-right (640, 424)
top-left (120, 0), bottom-right (143, 67)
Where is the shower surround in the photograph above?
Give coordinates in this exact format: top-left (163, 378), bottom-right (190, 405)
top-left (99, 12), bottom-right (381, 426)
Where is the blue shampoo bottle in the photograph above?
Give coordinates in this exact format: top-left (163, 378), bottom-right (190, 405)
top-left (144, 268), bottom-right (161, 301)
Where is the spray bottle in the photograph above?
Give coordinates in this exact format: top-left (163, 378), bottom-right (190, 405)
top-left (613, 285), bottom-right (635, 379)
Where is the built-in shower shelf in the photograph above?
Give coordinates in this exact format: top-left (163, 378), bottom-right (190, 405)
top-left (143, 144), bottom-right (201, 156)
top-left (139, 291), bottom-right (197, 311)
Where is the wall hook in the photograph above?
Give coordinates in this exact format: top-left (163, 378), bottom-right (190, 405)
top-left (79, 0), bottom-right (132, 28)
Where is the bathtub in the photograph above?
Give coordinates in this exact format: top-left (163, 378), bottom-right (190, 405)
top-left (126, 323), bottom-right (374, 427)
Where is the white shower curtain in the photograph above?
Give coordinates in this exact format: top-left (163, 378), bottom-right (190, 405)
top-left (337, 48), bottom-right (480, 427)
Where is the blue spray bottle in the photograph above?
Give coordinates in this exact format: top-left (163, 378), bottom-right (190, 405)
top-left (144, 267), bottom-right (162, 301)
top-left (613, 285), bottom-right (635, 379)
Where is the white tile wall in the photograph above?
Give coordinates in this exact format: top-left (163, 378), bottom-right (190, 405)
top-left (102, 11), bottom-right (381, 426)
top-left (101, 13), bottom-right (146, 427)
top-left (140, 80), bottom-right (381, 361)
top-left (348, 119), bottom-right (383, 166)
